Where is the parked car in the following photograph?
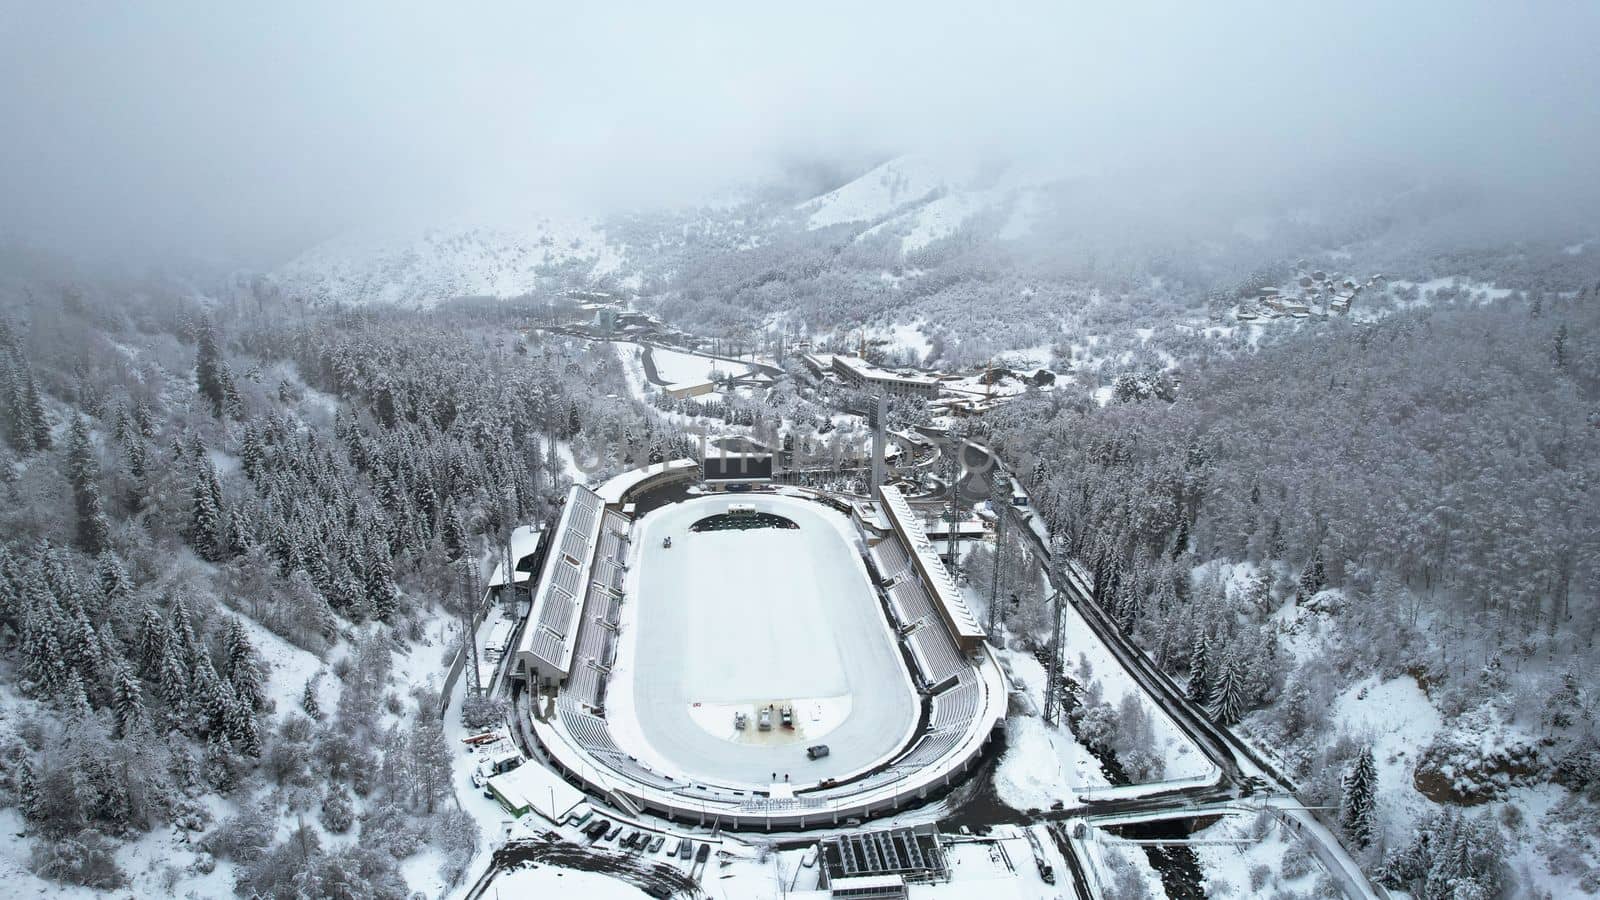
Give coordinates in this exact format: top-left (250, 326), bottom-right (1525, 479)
top-left (734, 711), bottom-right (747, 731)
top-left (622, 830), bottom-right (640, 849)
top-left (758, 708), bottom-right (772, 731)
top-left (780, 706), bottom-right (794, 728)
top-left (806, 744), bottom-right (830, 760)
top-left (585, 820), bottom-right (610, 841)
top-left (649, 835), bottom-right (665, 853)
top-left (679, 840), bottom-right (694, 860)
top-left (604, 824), bottom-right (622, 842)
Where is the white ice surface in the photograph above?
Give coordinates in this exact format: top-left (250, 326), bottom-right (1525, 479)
top-left (608, 494), bottom-right (919, 788)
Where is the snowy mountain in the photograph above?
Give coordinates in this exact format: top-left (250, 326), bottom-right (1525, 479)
top-left (794, 153), bottom-right (1066, 252)
top-left (272, 218), bottom-right (629, 307)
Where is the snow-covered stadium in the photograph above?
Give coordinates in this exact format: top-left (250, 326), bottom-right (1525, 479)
top-left (507, 461), bottom-right (1006, 829)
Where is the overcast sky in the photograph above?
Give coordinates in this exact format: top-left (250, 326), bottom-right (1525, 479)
top-left (1, 1), bottom-right (1597, 266)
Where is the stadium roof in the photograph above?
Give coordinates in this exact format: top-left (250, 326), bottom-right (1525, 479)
top-left (594, 458), bottom-right (698, 505)
top-left (877, 485), bottom-right (985, 643)
top-left (517, 485), bottom-right (606, 676)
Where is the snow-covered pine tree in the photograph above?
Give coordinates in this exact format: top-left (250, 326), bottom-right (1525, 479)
top-left (302, 677), bottom-right (322, 720)
top-left (66, 417), bottom-right (112, 554)
top-left (158, 623), bottom-right (191, 715)
top-left (195, 319), bottom-right (226, 418)
top-left (112, 663), bottom-right (148, 738)
top-left (191, 653), bottom-right (233, 736)
top-left (442, 501), bottom-right (467, 562)
top-left (364, 552), bottom-right (398, 623)
top-left (135, 603), bottom-right (167, 680)
top-left (222, 618), bottom-right (265, 711)
top-left (1187, 633), bottom-right (1212, 706)
top-left (189, 467), bottom-right (226, 561)
top-left (228, 696), bottom-right (261, 757)
top-left (1341, 746), bottom-right (1378, 848)
top-left (96, 552), bottom-right (130, 602)
top-left (1297, 546), bottom-right (1326, 599)
top-left (240, 422), bottom-right (264, 481)
top-left (1209, 644), bottom-right (1245, 725)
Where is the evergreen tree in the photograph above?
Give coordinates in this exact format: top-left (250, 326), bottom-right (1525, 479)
top-left (14, 755), bottom-right (39, 820)
top-left (1297, 546), bottom-right (1326, 599)
top-left (21, 371), bottom-right (51, 451)
top-left (196, 319), bottom-right (226, 417)
top-left (302, 677), bottom-right (322, 720)
top-left (1266, 518), bottom-right (1285, 559)
top-left (240, 422), bottom-right (265, 480)
top-left (112, 663), bottom-right (148, 738)
top-left (1209, 645), bottom-right (1245, 725)
top-left (66, 417), bottom-right (112, 554)
top-left (1187, 634), bottom-right (1212, 706)
top-left (442, 501), bottom-right (467, 562)
top-left (192, 653), bottom-right (233, 736)
top-left (228, 697), bottom-right (262, 757)
top-left (158, 623), bottom-right (190, 715)
top-left (1341, 746), bottom-right (1378, 849)
top-left (96, 553), bottom-right (131, 602)
top-left (364, 553), bottom-right (398, 623)
top-left (222, 618), bottom-right (265, 711)
top-left (188, 467), bottom-right (226, 560)
top-left (135, 603), bottom-right (168, 680)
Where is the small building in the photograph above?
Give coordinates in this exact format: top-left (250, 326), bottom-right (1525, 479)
top-left (661, 381), bottom-right (718, 400)
top-left (486, 758), bottom-right (587, 823)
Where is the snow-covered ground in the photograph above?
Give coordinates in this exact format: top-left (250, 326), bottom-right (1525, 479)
top-left (648, 345), bottom-right (752, 389)
top-left (1187, 811), bottom-right (1332, 898)
top-left (1332, 674), bottom-right (1441, 836)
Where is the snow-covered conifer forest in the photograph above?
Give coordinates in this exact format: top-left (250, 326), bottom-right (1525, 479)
top-left (2, 3), bottom-right (1599, 898)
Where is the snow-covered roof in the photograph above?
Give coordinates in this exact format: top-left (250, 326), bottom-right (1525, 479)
top-left (486, 524), bottom-right (545, 587)
top-left (487, 759), bottom-right (586, 823)
top-left (833, 354), bottom-right (941, 387)
top-left (877, 485), bottom-right (985, 643)
top-left (516, 485), bottom-right (606, 676)
top-left (594, 458), bottom-right (698, 506)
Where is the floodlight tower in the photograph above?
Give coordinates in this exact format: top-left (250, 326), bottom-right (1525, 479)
top-left (869, 394), bottom-right (888, 496)
top-left (988, 465), bottom-right (1008, 636)
top-left (1043, 538), bottom-right (1067, 726)
top-left (943, 420), bottom-right (968, 562)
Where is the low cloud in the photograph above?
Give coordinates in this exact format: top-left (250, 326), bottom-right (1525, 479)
top-left (1, 1), bottom-right (1596, 266)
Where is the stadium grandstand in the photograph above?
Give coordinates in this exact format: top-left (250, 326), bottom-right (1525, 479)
top-left (513, 465), bottom-right (1006, 830)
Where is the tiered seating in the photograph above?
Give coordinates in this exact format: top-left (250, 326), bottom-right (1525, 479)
top-left (904, 620), bottom-right (965, 691)
top-left (929, 670), bottom-right (980, 730)
top-left (561, 703), bottom-right (622, 754)
top-left (885, 579), bottom-right (929, 626)
top-left (559, 702), bottom-right (680, 790)
top-left (889, 727), bottom-right (964, 771)
top-left (871, 537), bottom-right (913, 583)
top-left (528, 625), bottom-right (565, 670)
top-left (557, 505), bottom-right (631, 709)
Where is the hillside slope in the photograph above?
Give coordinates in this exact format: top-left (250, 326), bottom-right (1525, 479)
top-left (273, 219), bottom-right (627, 307)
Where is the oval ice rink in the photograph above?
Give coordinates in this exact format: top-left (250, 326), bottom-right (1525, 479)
top-left (606, 494), bottom-right (919, 788)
